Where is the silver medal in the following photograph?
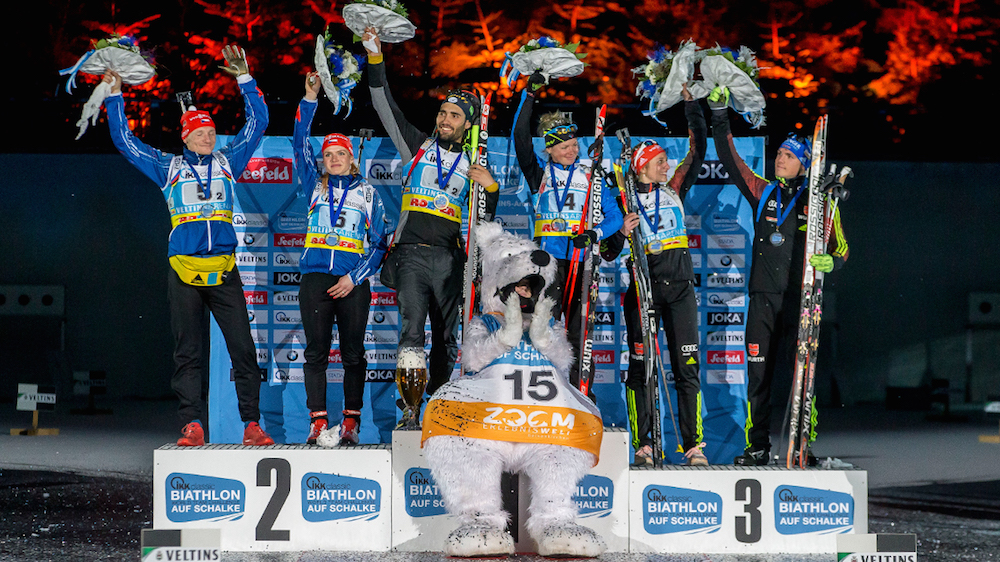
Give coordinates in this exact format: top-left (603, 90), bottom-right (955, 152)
top-left (769, 232), bottom-right (785, 246)
top-left (200, 204), bottom-right (214, 218)
top-left (551, 218), bottom-right (567, 232)
top-left (326, 233), bottom-right (340, 247)
top-left (648, 240), bottom-right (664, 255)
top-left (433, 194), bottom-right (450, 211)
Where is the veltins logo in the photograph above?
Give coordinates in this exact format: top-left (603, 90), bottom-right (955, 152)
top-left (403, 467), bottom-right (446, 517)
top-left (301, 473), bottom-right (381, 522)
top-left (643, 485), bottom-right (722, 534)
top-left (774, 485), bottom-right (854, 535)
top-left (240, 157), bottom-right (292, 183)
top-left (706, 330), bottom-right (745, 346)
top-left (573, 474), bottom-right (613, 518)
top-left (166, 473), bottom-right (245, 523)
top-left (706, 273), bottom-right (746, 288)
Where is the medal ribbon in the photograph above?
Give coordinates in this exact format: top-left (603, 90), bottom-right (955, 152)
top-left (774, 182), bottom-right (807, 228)
top-left (637, 185), bottom-right (661, 234)
top-left (434, 141), bottom-right (463, 196)
top-left (548, 161), bottom-right (576, 217)
top-left (327, 176), bottom-right (352, 233)
top-left (186, 157), bottom-right (215, 201)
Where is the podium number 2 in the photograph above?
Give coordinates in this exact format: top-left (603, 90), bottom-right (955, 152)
top-left (257, 458), bottom-right (291, 541)
top-left (735, 479), bottom-right (761, 543)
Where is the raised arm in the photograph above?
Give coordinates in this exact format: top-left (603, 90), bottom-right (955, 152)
top-left (512, 75), bottom-right (547, 194)
top-left (668, 99), bottom-right (708, 200)
top-left (102, 70), bottom-right (172, 188)
top-left (293, 73), bottom-right (322, 196)
top-left (710, 90), bottom-right (768, 206)
top-left (363, 27), bottom-right (427, 162)
top-left (217, 46), bottom-right (269, 175)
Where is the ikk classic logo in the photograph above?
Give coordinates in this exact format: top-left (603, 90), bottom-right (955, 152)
top-left (166, 473), bottom-right (245, 523)
top-left (572, 474), bottom-right (614, 518)
top-left (643, 485), bottom-right (722, 534)
top-left (774, 485), bottom-right (854, 535)
top-left (301, 473), bottom-right (381, 522)
top-left (403, 467), bottom-right (446, 517)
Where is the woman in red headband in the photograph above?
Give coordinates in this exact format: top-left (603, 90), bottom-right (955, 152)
top-left (294, 71), bottom-right (390, 446)
top-left (605, 85), bottom-right (709, 466)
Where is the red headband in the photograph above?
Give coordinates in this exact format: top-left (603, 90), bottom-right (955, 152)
top-left (631, 142), bottom-right (666, 175)
top-left (321, 133), bottom-right (354, 158)
top-left (180, 110), bottom-right (216, 141)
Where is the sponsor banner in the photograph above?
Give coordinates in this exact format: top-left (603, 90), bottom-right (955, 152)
top-left (706, 369), bottom-right (745, 384)
top-left (594, 310), bottom-right (615, 326)
top-left (165, 473), bottom-right (245, 523)
top-left (706, 330), bottom-right (745, 346)
top-left (273, 233), bottom-right (306, 249)
top-left (708, 212), bottom-right (741, 233)
top-left (706, 273), bottom-right (746, 288)
top-left (707, 350), bottom-right (745, 366)
top-left (239, 270), bottom-right (269, 287)
top-left (273, 328), bottom-right (306, 346)
top-left (236, 252), bottom-right (269, 268)
top-left (255, 348), bottom-right (269, 363)
top-left (707, 311), bottom-right (745, 326)
top-left (403, 468), bottom-right (446, 517)
top-left (273, 310), bottom-right (302, 325)
top-left (273, 271), bottom-right (302, 286)
top-left (684, 214), bottom-right (702, 231)
top-left (687, 234), bottom-right (702, 249)
top-left (272, 252), bottom-right (301, 268)
top-left (237, 232), bottom-right (269, 249)
top-left (494, 214), bottom-right (531, 230)
top-left (15, 384), bottom-right (56, 411)
top-left (689, 252), bottom-right (703, 269)
top-left (232, 212), bottom-right (269, 230)
top-left (274, 211), bottom-right (308, 233)
top-left (706, 253), bottom-right (746, 269)
top-left (774, 485), bottom-right (854, 535)
top-left (240, 157), bottom-right (292, 184)
top-left (273, 290), bottom-right (299, 305)
top-left (370, 292), bottom-right (397, 307)
top-left (642, 485), bottom-right (723, 534)
top-left (366, 159), bottom-right (402, 186)
top-left (707, 234), bottom-right (746, 250)
top-left (302, 473), bottom-right (381, 522)
top-left (705, 292), bottom-right (746, 308)
top-left (244, 290), bottom-right (267, 306)
top-left (249, 328), bottom-right (268, 345)
top-left (573, 474), bottom-right (614, 518)
top-left (697, 160), bottom-right (732, 185)
top-left (369, 310), bottom-right (399, 326)
top-left (593, 369), bottom-right (618, 384)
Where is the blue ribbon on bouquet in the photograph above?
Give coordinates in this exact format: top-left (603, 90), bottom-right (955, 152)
top-left (59, 49), bottom-right (96, 94)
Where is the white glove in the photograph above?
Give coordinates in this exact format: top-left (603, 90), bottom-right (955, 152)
top-left (529, 297), bottom-right (555, 350)
top-left (498, 295), bottom-right (524, 349)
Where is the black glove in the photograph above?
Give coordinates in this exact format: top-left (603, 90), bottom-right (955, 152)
top-left (571, 230), bottom-right (598, 249)
top-left (527, 71), bottom-right (547, 92)
top-left (820, 171), bottom-right (851, 201)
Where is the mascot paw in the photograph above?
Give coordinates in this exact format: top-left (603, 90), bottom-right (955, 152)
top-left (445, 524), bottom-right (515, 557)
top-left (529, 296), bottom-right (556, 350)
top-left (315, 425), bottom-right (340, 448)
top-left (497, 295), bottom-right (523, 348)
top-left (536, 523), bottom-right (607, 558)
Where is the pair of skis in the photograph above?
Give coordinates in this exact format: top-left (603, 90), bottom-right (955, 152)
top-left (613, 128), bottom-right (667, 467)
top-left (573, 105), bottom-right (607, 398)
top-left (461, 92), bottom-right (492, 363)
top-left (785, 115), bottom-right (851, 468)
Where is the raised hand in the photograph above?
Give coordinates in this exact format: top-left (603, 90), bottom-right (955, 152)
top-left (219, 45), bottom-right (249, 77)
top-left (305, 71), bottom-right (321, 101)
top-left (362, 26), bottom-right (382, 57)
top-left (103, 69), bottom-right (122, 94)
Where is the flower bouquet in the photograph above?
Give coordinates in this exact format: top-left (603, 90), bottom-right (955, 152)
top-left (314, 29), bottom-right (366, 117)
top-left (59, 34), bottom-right (156, 139)
top-left (342, 0), bottom-right (415, 45)
top-left (698, 45), bottom-right (766, 128)
top-left (500, 36), bottom-right (586, 86)
top-left (632, 40), bottom-right (701, 125)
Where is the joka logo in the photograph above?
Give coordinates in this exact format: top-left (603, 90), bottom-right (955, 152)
top-left (687, 234), bottom-right (701, 249)
top-left (708, 312), bottom-right (744, 325)
top-left (240, 157), bottom-right (292, 183)
top-left (370, 292), bottom-right (397, 307)
top-left (748, 343), bottom-right (760, 356)
top-left (273, 271), bottom-right (301, 286)
top-left (595, 310), bottom-right (615, 325)
top-left (364, 369), bottom-right (395, 382)
top-left (707, 350), bottom-right (745, 365)
top-left (244, 291), bottom-right (267, 306)
top-left (706, 292), bottom-right (745, 308)
top-left (594, 350), bottom-right (615, 364)
top-left (166, 473), bottom-right (245, 523)
top-left (404, 468), bottom-right (446, 517)
top-left (274, 233), bottom-right (306, 247)
top-left (573, 474), bottom-right (613, 518)
top-left (367, 160), bottom-right (401, 185)
top-left (774, 485), bottom-right (854, 535)
top-left (697, 160), bottom-right (731, 185)
top-left (643, 485), bottom-right (722, 534)
top-left (301, 473), bottom-right (381, 522)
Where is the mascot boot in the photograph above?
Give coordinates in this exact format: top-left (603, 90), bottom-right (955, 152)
top-left (422, 223), bottom-right (606, 558)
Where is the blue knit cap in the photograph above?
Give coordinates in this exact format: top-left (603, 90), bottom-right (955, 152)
top-left (779, 135), bottom-right (811, 168)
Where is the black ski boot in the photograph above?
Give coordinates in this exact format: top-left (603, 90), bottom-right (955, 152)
top-left (734, 445), bottom-right (771, 466)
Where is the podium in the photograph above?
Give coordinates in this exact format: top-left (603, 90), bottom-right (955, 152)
top-left (153, 429), bottom-right (867, 554)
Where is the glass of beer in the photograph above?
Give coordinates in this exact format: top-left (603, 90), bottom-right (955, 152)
top-left (395, 347), bottom-right (427, 430)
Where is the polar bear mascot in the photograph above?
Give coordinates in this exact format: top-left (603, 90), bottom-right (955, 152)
top-left (421, 222), bottom-right (606, 557)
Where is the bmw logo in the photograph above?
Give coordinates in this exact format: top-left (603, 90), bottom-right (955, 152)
top-left (721, 255), bottom-right (732, 266)
top-left (373, 312), bottom-right (386, 323)
top-left (248, 311), bottom-right (255, 322)
top-left (244, 234), bottom-right (255, 245)
top-left (287, 350), bottom-right (298, 361)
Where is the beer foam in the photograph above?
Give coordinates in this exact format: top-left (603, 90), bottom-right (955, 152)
top-left (397, 347), bottom-right (426, 369)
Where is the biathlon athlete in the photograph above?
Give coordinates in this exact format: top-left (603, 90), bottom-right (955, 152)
top-left (512, 72), bottom-right (624, 393)
top-left (363, 28), bottom-right (499, 423)
top-left (295, 72), bottom-right (390, 445)
top-left (602, 86), bottom-right (708, 466)
top-left (709, 87), bottom-right (849, 466)
top-left (102, 46), bottom-right (273, 446)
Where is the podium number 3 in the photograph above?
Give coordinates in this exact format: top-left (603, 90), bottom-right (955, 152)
top-left (735, 479), bottom-right (761, 543)
top-left (257, 458), bottom-right (291, 541)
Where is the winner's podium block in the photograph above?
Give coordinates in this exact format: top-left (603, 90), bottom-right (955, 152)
top-left (153, 444), bottom-right (392, 552)
top-left (390, 427), bottom-right (631, 553)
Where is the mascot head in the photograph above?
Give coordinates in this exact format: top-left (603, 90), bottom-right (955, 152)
top-left (476, 222), bottom-right (556, 315)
